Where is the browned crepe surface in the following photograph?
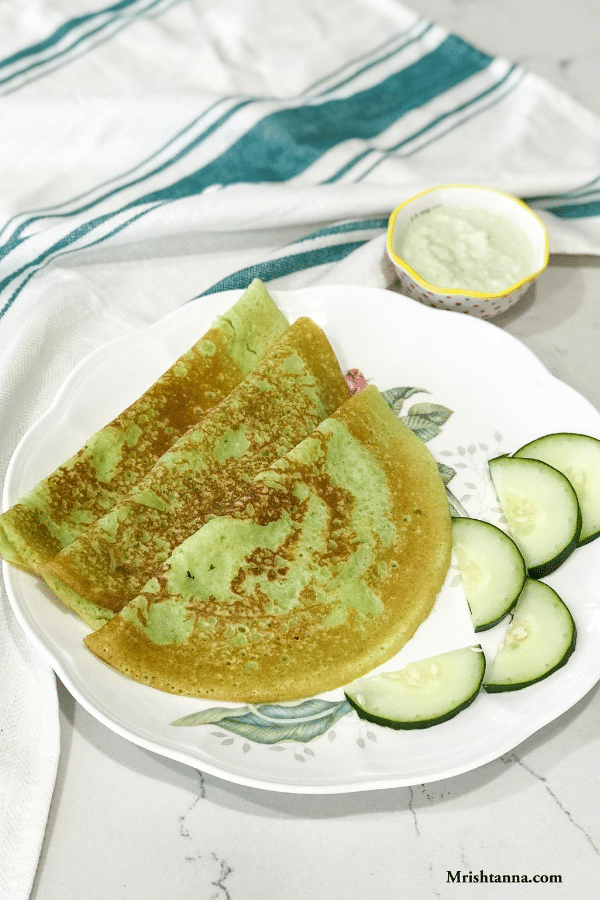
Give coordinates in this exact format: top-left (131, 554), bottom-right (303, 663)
top-left (85, 386), bottom-right (452, 702)
top-left (0, 279), bottom-right (288, 573)
top-left (42, 316), bottom-right (350, 626)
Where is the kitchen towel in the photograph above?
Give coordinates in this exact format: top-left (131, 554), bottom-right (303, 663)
top-left (1, 2), bottom-right (600, 897)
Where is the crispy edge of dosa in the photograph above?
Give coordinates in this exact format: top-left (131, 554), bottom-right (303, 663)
top-left (84, 387), bottom-right (452, 701)
top-left (41, 315), bottom-right (350, 623)
top-left (0, 279), bottom-right (288, 573)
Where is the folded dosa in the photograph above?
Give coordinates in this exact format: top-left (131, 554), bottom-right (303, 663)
top-left (0, 279), bottom-right (288, 573)
top-left (85, 386), bottom-right (452, 702)
top-left (42, 317), bottom-right (350, 627)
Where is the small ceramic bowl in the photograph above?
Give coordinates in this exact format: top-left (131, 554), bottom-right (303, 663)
top-left (386, 184), bottom-right (549, 319)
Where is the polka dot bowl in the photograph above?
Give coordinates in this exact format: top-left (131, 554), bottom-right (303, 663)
top-left (386, 184), bottom-right (549, 319)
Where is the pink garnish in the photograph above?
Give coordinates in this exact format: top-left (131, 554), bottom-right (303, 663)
top-left (344, 368), bottom-right (368, 395)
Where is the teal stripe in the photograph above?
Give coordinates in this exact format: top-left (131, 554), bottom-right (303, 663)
top-left (0, 99), bottom-right (251, 262)
top-left (134, 35), bottom-right (494, 206)
top-left (524, 174), bottom-right (600, 218)
top-left (0, 20), bottom-right (422, 237)
top-left (331, 64), bottom-right (520, 183)
top-left (304, 21), bottom-right (428, 98)
top-left (356, 67), bottom-right (524, 182)
top-left (0, 201), bottom-right (160, 298)
top-left (523, 175), bottom-right (600, 204)
top-left (0, 0), bottom-right (140, 70)
top-left (197, 242), bottom-right (367, 297)
top-left (0, 205), bottom-right (159, 319)
top-left (0, 33), bottom-right (494, 311)
top-left (0, 0), bottom-right (178, 91)
top-left (0, 95), bottom-right (235, 244)
top-left (326, 150), bottom-right (372, 184)
top-left (530, 199), bottom-right (600, 219)
top-left (315, 21), bottom-right (433, 98)
top-left (0, 33), bottom-right (490, 286)
top-left (294, 217), bottom-right (388, 242)
top-left (0, 22), bottom-right (423, 252)
top-left (392, 64), bottom-right (519, 152)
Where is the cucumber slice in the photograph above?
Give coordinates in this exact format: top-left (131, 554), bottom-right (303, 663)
top-left (452, 517), bottom-right (526, 631)
top-left (514, 432), bottom-right (600, 546)
top-left (489, 455), bottom-right (581, 578)
top-left (484, 579), bottom-right (576, 692)
top-left (344, 646), bottom-right (485, 730)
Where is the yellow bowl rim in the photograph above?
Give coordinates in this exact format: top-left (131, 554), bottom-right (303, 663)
top-left (386, 184), bottom-right (550, 300)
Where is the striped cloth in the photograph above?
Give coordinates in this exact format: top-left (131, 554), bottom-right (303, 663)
top-left (1, 2), bottom-right (600, 897)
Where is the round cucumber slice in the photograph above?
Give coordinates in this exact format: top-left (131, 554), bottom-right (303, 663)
top-left (452, 517), bottom-right (526, 631)
top-left (344, 646), bottom-right (485, 730)
top-left (489, 455), bottom-right (581, 578)
top-left (514, 432), bottom-right (600, 546)
top-left (484, 578), bottom-right (576, 692)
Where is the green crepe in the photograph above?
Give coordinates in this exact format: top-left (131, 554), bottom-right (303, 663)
top-left (42, 316), bottom-right (350, 627)
top-left (85, 386), bottom-right (452, 702)
top-left (0, 279), bottom-right (288, 573)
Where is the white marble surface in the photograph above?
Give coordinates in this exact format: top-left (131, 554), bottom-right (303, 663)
top-left (31, 2), bottom-right (600, 898)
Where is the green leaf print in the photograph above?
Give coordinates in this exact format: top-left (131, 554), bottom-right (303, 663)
top-left (168, 387), bottom-right (460, 746)
top-left (171, 698), bottom-right (352, 744)
top-left (381, 386), bottom-right (428, 414)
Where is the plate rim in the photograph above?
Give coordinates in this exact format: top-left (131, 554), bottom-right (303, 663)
top-left (4, 284), bottom-right (600, 794)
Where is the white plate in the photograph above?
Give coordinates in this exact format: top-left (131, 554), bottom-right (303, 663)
top-left (4, 285), bottom-right (600, 794)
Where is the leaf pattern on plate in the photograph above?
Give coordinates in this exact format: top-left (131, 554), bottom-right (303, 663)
top-left (169, 388), bottom-right (464, 752)
top-left (383, 386), bottom-right (460, 513)
top-left (171, 699), bottom-right (352, 745)
top-left (382, 388), bottom-right (452, 440)
top-left (400, 401), bottom-right (454, 443)
top-left (438, 432), bottom-right (506, 522)
top-left (381, 386), bottom-right (429, 414)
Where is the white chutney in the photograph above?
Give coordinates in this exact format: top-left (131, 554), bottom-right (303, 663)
top-left (397, 205), bottom-right (535, 293)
